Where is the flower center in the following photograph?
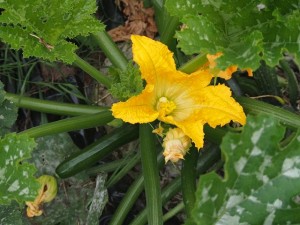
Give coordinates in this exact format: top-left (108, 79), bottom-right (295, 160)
top-left (156, 97), bottom-right (176, 118)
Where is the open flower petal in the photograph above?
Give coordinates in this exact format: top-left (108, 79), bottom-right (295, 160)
top-left (187, 70), bottom-right (213, 88)
top-left (195, 84), bottom-right (246, 127)
top-left (174, 119), bottom-right (205, 149)
top-left (112, 85), bottom-right (159, 123)
top-left (131, 35), bottom-right (176, 84)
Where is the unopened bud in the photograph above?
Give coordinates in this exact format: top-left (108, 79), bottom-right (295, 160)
top-left (162, 128), bottom-right (191, 163)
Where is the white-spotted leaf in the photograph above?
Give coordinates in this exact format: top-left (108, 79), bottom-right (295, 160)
top-left (166, 0), bottom-right (300, 70)
top-left (0, 133), bottom-right (40, 204)
top-left (188, 115), bottom-right (300, 225)
top-left (0, 82), bottom-right (18, 136)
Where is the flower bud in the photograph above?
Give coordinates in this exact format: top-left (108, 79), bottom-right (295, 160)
top-left (162, 128), bottom-right (191, 163)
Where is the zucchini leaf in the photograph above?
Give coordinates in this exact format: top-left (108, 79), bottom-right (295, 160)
top-left (0, 0), bottom-right (104, 63)
top-left (187, 114), bottom-right (300, 224)
top-left (165, 0), bottom-right (300, 70)
top-left (0, 82), bottom-right (18, 136)
top-left (0, 133), bottom-right (39, 205)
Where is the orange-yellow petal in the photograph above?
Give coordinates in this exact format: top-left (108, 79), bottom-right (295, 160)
top-left (175, 120), bottom-right (205, 149)
top-left (131, 35), bottom-right (176, 84)
top-left (188, 70), bottom-right (213, 87)
top-left (111, 85), bottom-right (159, 123)
top-left (195, 84), bottom-right (246, 127)
top-left (205, 53), bottom-right (238, 80)
top-left (218, 65), bottom-right (238, 80)
top-left (243, 68), bottom-right (253, 76)
top-left (206, 52), bottom-right (223, 69)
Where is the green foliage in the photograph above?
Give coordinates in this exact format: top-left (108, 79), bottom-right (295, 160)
top-left (109, 61), bottom-right (144, 100)
top-left (187, 114), bottom-right (300, 224)
top-left (165, 0), bottom-right (300, 70)
top-left (0, 82), bottom-right (18, 136)
top-left (0, 202), bottom-right (32, 225)
top-left (253, 61), bottom-right (281, 96)
top-left (0, 133), bottom-right (40, 205)
top-left (0, 0), bottom-right (104, 64)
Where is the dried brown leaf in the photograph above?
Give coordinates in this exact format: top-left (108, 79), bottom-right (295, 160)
top-left (108, 0), bottom-right (157, 42)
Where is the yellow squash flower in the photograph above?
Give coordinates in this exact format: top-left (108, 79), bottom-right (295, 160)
top-left (112, 35), bottom-right (246, 149)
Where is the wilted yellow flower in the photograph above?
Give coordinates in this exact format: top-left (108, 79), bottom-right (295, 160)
top-left (163, 128), bottom-right (191, 163)
top-left (112, 35), bottom-right (246, 149)
top-left (26, 175), bottom-right (57, 217)
top-left (201, 52), bottom-right (252, 79)
top-left (244, 68), bottom-right (253, 76)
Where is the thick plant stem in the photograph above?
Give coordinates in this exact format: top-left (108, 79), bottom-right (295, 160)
top-left (181, 147), bottom-right (199, 218)
top-left (151, 0), bottom-right (179, 51)
top-left (87, 158), bottom-right (129, 174)
top-left (139, 124), bottom-right (163, 225)
top-left (109, 154), bottom-right (164, 225)
top-left (73, 55), bottom-right (112, 88)
top-left (237, 96), bottom-right (300, 129)
top-left (109, 174), bottom-right (144, 225)
top-left (106, 152), bottom-right (141, 188)
top-left (279, 59), bottom-right (300, 107)
top-left (19, 111), bottom-right (113, 138)
top-left (92, 31), bottom-right (128, 71)
top-left (179, 53), bottom-right (208, 74)
top-left (130, 144), bottom-right (221, 225)
top-left (129, 173), bottom-right (181, 225)
top-left (6, 93), bottom-right (107, 116)
top-left (163, 202), bottom-right (184, 222)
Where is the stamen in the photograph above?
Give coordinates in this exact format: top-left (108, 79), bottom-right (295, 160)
top-left (156, 97), bottom-right (176, 118)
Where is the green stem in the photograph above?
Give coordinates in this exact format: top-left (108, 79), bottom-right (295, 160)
top-left (279, 59), bottom-right (300, 107)
top-left (130, 144), bottom-right (221, 225)
top-left (163, 202), bottom-right (184, 222)
top-left (150, 0), bottom-right (163, 9)
top-left (106, 152), bottom-right (141, 188)
top-left (159, 15), bottom-right (179, 51)
top-left (151, 0), bottom-right (179, 51)
top-left (179, 53), bottom-right (208, 74)
top-left (6, 93), bottom-right (107, 116)
top-left (109, 154), bottom-right (165, 225)
top-left (204, 126), bottom-right (227, 145)
top-left (181, 147), bottom-right (198, 218)
top-left (139, 124), bottom-right (163, 225)
top-left (109, 173), bottom-right (145, 225)
top-left (237, 96), bottom-right (300, 129)
top-left (92, 31), bottom-right (128, 71)
top-left (73, 55), bottom-right (112, 88)
top-left (129, 176), bottom-right (181, 225)
top-left (143, 0), bottom-right (152, 7)
top-left (87, 158), bottom-right (129, 174)
top-left (19, 111), bottom-right (113, 138)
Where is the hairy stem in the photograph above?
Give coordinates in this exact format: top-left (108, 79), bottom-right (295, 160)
top-left (6, 93), bottom-right (107, 116)
top-left (73, 55), bottom-right (112, 88)
top-left (19, 111), bottom-right (113, 138)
